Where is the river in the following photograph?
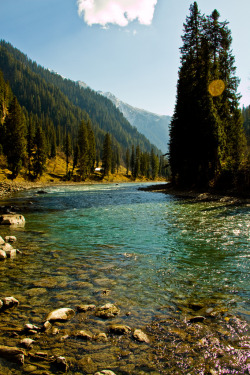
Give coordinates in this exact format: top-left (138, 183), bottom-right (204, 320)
top-left (0, 182), bottom-right (249, 374)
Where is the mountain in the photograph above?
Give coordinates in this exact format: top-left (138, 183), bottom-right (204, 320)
top-left (0, 40), bottom-right (162, 161)
top-left (99, 92), bottom-right (171, 153)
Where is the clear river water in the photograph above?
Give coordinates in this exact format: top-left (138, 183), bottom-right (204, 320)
top-left (0, 182), bottom-right (249, 374)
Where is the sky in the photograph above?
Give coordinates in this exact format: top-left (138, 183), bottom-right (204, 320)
top-left (0, 0), bottom-right (249, 116)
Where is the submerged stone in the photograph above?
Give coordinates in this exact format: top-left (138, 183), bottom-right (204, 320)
top-left (108, 324), bottom-right (131, 335)
top-left (95, 303), bottom-right (120, 319)
top-left (76, 304), bottom-right (96, 313)
top-left (46, 307), bottom-right (75, 322)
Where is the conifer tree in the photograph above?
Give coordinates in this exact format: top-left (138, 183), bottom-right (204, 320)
top-left (4, 96), bottom-right (26, 178)
top-left (77, 120), bottom-right (89, 180)
top-left (64, 132), bottom-right (72, 177)
top-left (33, 125), bottom-right (47, 178)
top-left (125, 148), bottom-right (130, 175)
top-left (102, 133), bottom-right (112, 177)
top-left (169, 2), bottom-right (247, 188)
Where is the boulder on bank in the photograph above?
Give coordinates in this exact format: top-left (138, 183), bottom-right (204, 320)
top-left (0, 214), bottom-right (25, 226)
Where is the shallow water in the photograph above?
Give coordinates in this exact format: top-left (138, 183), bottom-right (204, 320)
top-left (0, 183), bottom-right (249, 374)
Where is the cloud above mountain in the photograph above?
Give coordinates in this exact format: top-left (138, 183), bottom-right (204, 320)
top-left (77, 0), bottom-right (158, 27)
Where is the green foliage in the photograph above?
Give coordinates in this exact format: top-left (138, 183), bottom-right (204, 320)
top-left (169, 2), bottom-right (247, 189)
top-left (3, 96), bottom-right (26, 178)
top-left (0, 39), bottom-right (161, 168)
top-left (33, 125), bottom-right (47, 178)
top-left (102, 133), bottom-right (112, 177)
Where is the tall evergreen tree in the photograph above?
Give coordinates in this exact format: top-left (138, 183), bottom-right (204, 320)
top-left (33, 125), bottom-right (47, 178)
top-left (77, 120), bottom-right (89, 180)
top-left (64, 132), bottom-right (72, 177)
top-left (4, 96), bottom-right (26, 178)
top-left (102, 133), bottom-right (112, 177)
top-left (169, 2), bottom-right (247, 188)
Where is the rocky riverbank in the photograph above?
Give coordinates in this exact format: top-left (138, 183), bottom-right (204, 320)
top-left (139, 183), bottom-right (250, 203)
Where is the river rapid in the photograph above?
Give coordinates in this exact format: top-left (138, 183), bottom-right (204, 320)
top-left (0, 182), bottom-right (249, 374)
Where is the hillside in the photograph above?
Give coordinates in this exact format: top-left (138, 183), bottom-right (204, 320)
top-left (0, 40), bottom-right (161, 159)
top-left (99, 91), bottom-right (171, 153)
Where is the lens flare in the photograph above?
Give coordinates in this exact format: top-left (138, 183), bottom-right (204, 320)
top-left (208, 79), bottom-right (225, 96)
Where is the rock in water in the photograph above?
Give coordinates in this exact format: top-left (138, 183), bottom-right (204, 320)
top-left (46, 308), bottom-right (75, 322)
top-left (95, 303), bottom-right (120, 318)
top-left (0, 250), bottom-right (7, 260)
top-left (0, 345), bottom-right (25, 364)
top-left (108, 324), bottom-right (131, 335)
top-left (0, 236), bottom-right (5, 245)
top-left (1, 297), bottom-right (19, 311)
top-left (4, 236), bottom-right (17, 243)
top-left (133, 329), bottom-right (150, 343)
top-left (0, 214), bottom-right (25, 226)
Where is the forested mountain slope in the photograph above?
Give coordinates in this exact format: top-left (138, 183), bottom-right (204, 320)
top-left (0, 40), bottom-right (160, 158)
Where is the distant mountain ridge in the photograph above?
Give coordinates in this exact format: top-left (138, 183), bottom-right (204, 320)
top-left (77, 80), bottom-right (171, 153)
top-left (99, 92), bottom-right (171, 153)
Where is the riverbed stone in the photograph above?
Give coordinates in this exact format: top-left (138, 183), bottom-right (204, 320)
top-left (0, 214), bottom-right (25, 226)
top-left (75, 330), bottom-right (92, 340)
top-left (95, 303), bottom-right (120, 319)
top-left (94, 332), bottom-right (108, 342)
top-left (0, 249), bottom-right (7, 260)
top-left (5, 248), bottom-right (17, 258)
top-left (4, 235), bottom-right (17, 243)
top-left (108, 324), bottom-right (131, 335)
top-left (95, 371), bottom-right (117, 375)
top-left (20, 338), bottom-right (35, 349)
top-left (2, 296), bottom-right (19, 310)
top-left (133, 329), bottom-right (150, 343)
top-left (54, 356), bottom-right (68, 372)
top-left (46, 307), bottom-right (75, 322)
top-left (0, 345), bottom-right (25, 364)
top-left (0, 236), bottom-right (5, 245)
top-left (76, 304), bottom-right (96, 313)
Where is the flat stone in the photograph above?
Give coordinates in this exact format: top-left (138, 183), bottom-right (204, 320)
top-left (133, 329), bottom-right (150, 343)
top-left (75, 330), bottom-right (92, 340)
top-left (46, 307), bottom-right (75, 322)
top-left (109, 324), bottom-right (131, 335)
top-left (0, 214), bottom-right (25, 226)
top-left (76, 304), bottom-right (96, 313)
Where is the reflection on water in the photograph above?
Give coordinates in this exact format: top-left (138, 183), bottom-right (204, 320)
top-left (0, 183), bottom-right (249, 374)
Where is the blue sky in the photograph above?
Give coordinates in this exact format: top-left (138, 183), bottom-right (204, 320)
top-left (0, 0), bottom-right (249, 116)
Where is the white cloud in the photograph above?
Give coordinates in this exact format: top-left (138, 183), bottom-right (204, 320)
top-left (77, 0), bottom-right (158, 27)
